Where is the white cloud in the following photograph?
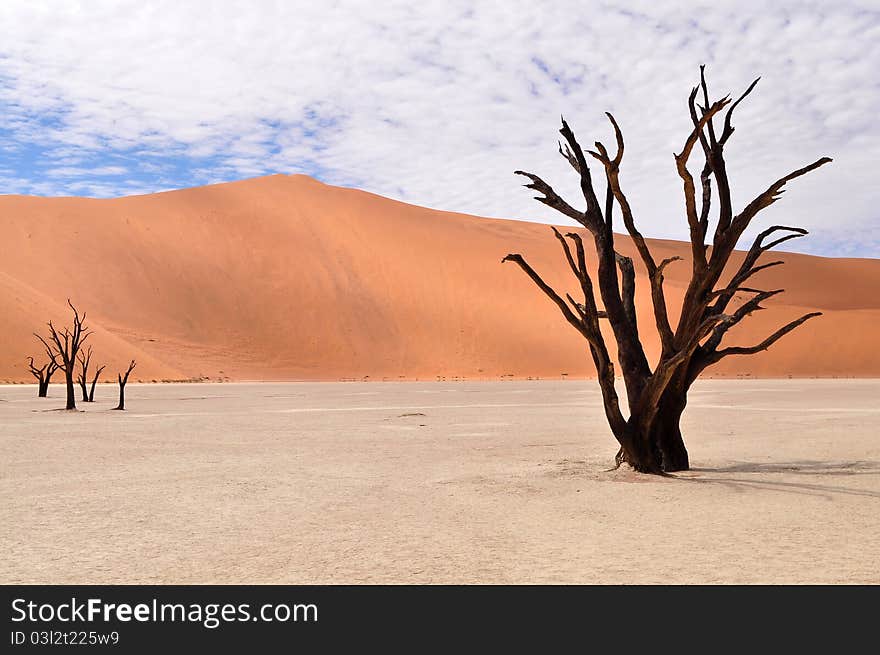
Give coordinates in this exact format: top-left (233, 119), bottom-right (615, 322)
top-left (45, 165), bottom-right (127, 177)
top-left (0, 0), bottom-right (878, 256)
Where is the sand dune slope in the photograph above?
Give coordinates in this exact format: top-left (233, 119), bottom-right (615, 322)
top-left (1, 174), bottom-right (877, 381)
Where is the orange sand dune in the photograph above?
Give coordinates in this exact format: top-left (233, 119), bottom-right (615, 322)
top-left (1, 174), bottom-right (878, 382)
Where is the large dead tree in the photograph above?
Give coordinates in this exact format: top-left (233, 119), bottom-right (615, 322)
top-left (113, 359), bottom-right (136, 411)
top-left (26, 356), bottom-right (59, 398)
top-left (503, 68), bottom-right (830, 473)
top-left (35, 300), bottom-right (91, 410)
top-left (76, 346), bottom-right (105, 402)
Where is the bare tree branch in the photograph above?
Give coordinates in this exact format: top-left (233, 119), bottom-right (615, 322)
top-left (720, 77), bottom-right (761, 145)
top-left (711, 226), bottom-right (806, 316)
top-left (714, 312), bottom-right (822, 359)
top-left (687, 82), bottom-right (714, 243)
top-left (502, 253), bottom-right (595, 344)
top-left (703, 289), bottom-right (785, 353)
top-left (513, 171), bottom-right (587, 227)
top-left (615, 252), bottom-right (638, 335)
top-left (728, 158), bottom-right (832, 239)
top-left (675, 95), bottom-right (731, 271)
top-left (588, 113), bottom-right (657, 276)
top-left (559, 117), bottom-right (604, 224)
top-left (650, 256), bottom-right (682, 355)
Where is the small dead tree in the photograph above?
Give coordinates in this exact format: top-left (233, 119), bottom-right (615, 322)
top-left (35, 300), bottom-right (91, 410)
top-left (88, 363), bottom-right (106, 403)
top-left (76, 346), bottom-right (106, 402)
top-left (77, 346), bottom-right (92, 402)
top-left (504, 67), bottom-right (830, 473)
top-left (26, 356), bottom-right (59, 398)
top-left (113, 360), bottom-right (136, 410)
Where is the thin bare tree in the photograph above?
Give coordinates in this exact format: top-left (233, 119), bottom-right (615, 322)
top-left (26, 356), bottom-right (59, 398)
top-left (76, 346), bottom-right (106, 402)
top-left (75, 346), bottom-right (106, 402)
top-left (35, 300), bottom-right (91, 410)
top-left (76, 345), bottom-right (93, 402)
top-left (113, 360), bottom-right (136, 410)
top-left (503, 67), bottom-right (830, 473)
top-left (88, 363), bottom-right (106, 403)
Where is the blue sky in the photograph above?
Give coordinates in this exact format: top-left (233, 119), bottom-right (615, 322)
top-left (1, 0), bottom-right (878, 257)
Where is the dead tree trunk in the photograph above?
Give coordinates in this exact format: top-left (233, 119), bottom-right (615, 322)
top-left (35, 300), bottom-right (91, 410)
top-left (26, 356), bottom-right (59, 398)
top-left (652, 383), bottom-right (689, 471)
top-left (503, 67), bottom-right (830, 473)
top-left (88, 364), bottom-right (106, 402)
top-left (113, 360), bottom-right (136, 410)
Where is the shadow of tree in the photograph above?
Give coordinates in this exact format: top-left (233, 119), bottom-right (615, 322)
top-left (679, 460), bottom-right (880, 499)
top-left (690, 460), bottom-right (880, 475)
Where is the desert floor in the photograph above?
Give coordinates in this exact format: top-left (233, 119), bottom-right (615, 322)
top-left (1, 380), bottom-right (878, 584)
